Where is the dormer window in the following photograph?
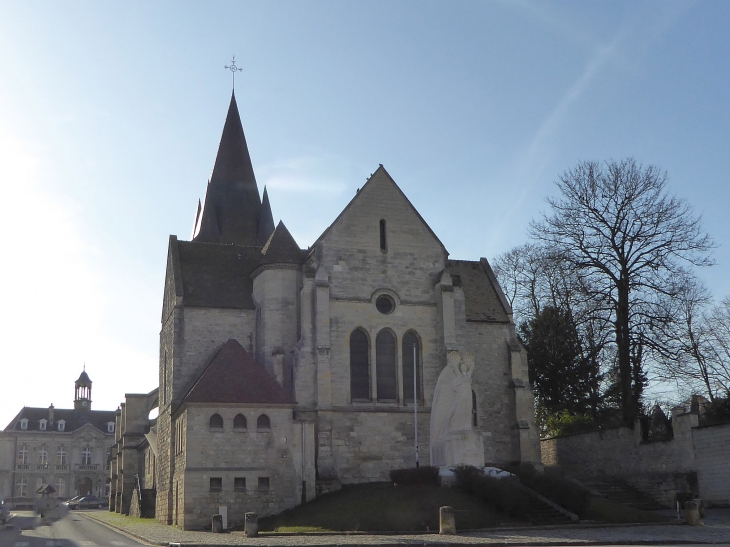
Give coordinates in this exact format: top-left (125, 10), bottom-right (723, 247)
top-left (19, 419), bottom-right (28, 430)
top-left (57, 420), bottom-right (65, 432)
top-left (39, 419), bottom-right (47, 431)
top-left (107, 422), bottom-right (115, 433)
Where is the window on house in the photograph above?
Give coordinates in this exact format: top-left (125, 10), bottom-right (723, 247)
top-left (39, 419), bottom-right (47, 431)
top-left (56, 477), bottom-right (66, 497)
top-left (379, 219), bottom-right (387, 251)
top-left (17, 446), bottom-right (28, 465)
top-left (56, 447), bottom-right (67, 466)
top-left (38, 447), bottom-right (48, 467)
top-left (19, 419), bottom-right (28, 430)
top-left (81, 447), bottom-right (92, 466)
top-left (402, 331), bottom-right (422, 402)
top-left (209, 413), bottom-right (223, 430)
top-left (209, 477), bottom-right (222, 492)
top-left (234, 477), bottom-right (246, 491)
top-left (258, 477), bottom-right (270, 491)
top-left (107, 422), bottom-right (115, 433)
top-left (36, 477), bottom-right (45, 492)
top-left (233, 414), bottom-right (247, 430)
top-left (350, 329), bottom-right (370, 400)
top-left (376, 329), bottom-right (397, 400)
top-left (256, 414), bottom-right (271, 429)
top-left (57, 420), bottom-right (65, 432)
top-left (16, 477), bottom-right (27, 497)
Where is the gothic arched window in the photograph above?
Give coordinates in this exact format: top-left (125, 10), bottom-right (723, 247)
top-left (376, 329), bottom-right (397, 400)
top-left (233, 414), bottom-right (247, 430)
top-left (402, 331), bottom-right (422, 402)
top-left (350, 329), bottom-right (370, 400)
top-left (257, 414), bottom-right (271, 429)
top-left (209, 413), bottom-right (223, 430)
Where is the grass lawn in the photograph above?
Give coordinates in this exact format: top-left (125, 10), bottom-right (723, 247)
top-left (257, 482), bottom-right (523, 532)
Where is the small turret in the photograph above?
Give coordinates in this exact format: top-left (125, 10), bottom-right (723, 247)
top-left (74, 368), bottom-right (92, 410)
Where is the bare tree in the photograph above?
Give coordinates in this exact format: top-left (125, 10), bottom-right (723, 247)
top-left (494, 243), bottom-right (613, 419)
top-left (705, 296), bottom-right (730, 395)
top-left (532, 159), bottom-right (714, 423)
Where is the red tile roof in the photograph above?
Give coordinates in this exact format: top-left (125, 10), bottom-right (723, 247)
top-left (182, 339), bottom-right (296, 405)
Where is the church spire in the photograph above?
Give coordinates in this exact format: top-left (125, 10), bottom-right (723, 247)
top-left (256, 186), bottom-right (275, 247)
top-left (193, 93), bottom-right (262, 246)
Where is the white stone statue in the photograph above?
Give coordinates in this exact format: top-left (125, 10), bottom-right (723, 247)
top-left (430, 351), bottom-right (484, 467)
top-left (430, 351), bottom-right (475, 444)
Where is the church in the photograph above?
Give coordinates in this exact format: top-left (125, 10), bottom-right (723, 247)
top-left (152, 92), bottom-right (540, 529)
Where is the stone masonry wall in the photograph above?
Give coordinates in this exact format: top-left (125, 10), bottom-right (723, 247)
top-left (540, 413), bottom-right (717, 506)
top-left (179, 405), bottom-right (310, 530)
top-left (329, 409), bottom-right (431, 481)
top-left (173, 307), bottom-right (257, 405)
top-left (464, 322), bottom-right (523, 464)
top-left (692, 422), bottom-right (730, 505)
top-left (317, 170), bottom-right (447, 306)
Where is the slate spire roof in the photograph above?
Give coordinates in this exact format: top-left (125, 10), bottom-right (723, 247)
top-left (76, 370), bottom-right (91, 384)
top-left (193, 93), bottom-right (263, 246)
top-left (256, 187), bottom-right (275, 247)
top-left (261, 221), bottom-right (302, 264)
top-left (182, 339), bottom-right (296, 405)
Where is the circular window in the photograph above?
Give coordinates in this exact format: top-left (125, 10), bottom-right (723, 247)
top-left (376, 295), bottom-right (395, 314)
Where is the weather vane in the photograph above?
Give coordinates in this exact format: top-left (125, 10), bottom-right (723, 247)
top-left (225, 56), bottom-right (243, 91)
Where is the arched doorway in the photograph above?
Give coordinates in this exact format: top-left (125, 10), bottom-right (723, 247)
top-left (77, 477), bottom-right (92, 496)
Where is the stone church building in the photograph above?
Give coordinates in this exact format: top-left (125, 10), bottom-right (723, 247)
top-left (155, 93), bottom-right (540, 529)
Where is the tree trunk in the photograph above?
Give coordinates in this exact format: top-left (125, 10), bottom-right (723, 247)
top-left (616, 276), bottom-right (634, 424)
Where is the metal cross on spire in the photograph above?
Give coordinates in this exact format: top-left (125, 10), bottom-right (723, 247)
top-left (225, 56), bottom-right (243, 91)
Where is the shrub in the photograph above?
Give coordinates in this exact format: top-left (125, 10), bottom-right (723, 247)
top-left (453, 465), bottom-right (530, 518)
top-left (389, 466), bottom-right (440, 485)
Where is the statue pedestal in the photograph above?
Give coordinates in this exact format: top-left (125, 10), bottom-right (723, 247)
top-left (431, 429), bottom-right (485, 467)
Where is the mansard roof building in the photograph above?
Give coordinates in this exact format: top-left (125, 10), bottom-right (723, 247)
top-left (0, 371), bottom-right (116, 501)
top-left (149, 93), bottom-right (540, 530)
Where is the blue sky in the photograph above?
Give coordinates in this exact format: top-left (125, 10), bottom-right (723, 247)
top-left (1, 0), bottom-right (728, 427)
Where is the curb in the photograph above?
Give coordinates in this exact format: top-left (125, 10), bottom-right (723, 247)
top-left (81, 513), bottom-right (723, 547)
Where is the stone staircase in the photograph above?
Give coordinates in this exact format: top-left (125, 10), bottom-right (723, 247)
top-left (579, 478), bottom-right (665, 510)
top-left (525, 494), bottom-right (575, 525)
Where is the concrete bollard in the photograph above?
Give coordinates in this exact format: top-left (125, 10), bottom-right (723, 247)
top-left (439, 506), bottom-right (456, 535)
top-left (684, 500), bottom-right (701, 526)
top-left (245, 512), bottom-right (258, 537)
top-left (212, 514), bottom-right (223, 533)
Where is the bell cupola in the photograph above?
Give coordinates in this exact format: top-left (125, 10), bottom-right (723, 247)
top-left (74, 368), bottom-right (92, 410)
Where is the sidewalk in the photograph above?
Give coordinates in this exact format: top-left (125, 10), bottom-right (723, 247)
top-left (83, 509), bottom-right (730, 547)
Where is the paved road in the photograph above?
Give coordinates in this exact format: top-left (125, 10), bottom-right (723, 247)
top-left (0, 510), bottom-right (149, 547)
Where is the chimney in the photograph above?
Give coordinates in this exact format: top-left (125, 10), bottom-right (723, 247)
top-left (49, 404), bottom-right (55, 426)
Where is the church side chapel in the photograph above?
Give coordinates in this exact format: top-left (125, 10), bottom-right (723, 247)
top-left (155, 91), bottom-right (540, 529)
